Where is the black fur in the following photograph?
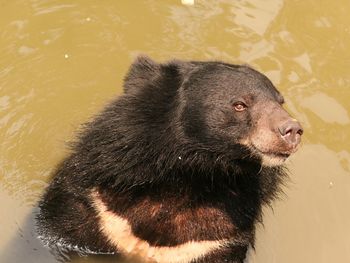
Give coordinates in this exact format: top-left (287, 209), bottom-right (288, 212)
top-left (37, 56), bottom-right (291, 263)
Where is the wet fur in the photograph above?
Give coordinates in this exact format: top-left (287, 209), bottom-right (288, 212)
top-left (37, 57), bottom-right (287, 263)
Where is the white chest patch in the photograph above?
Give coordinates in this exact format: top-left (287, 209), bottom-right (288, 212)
top-left (90, 191), bottom-right (229, 263)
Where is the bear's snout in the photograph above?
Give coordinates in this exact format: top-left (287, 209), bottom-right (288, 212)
top-left (278, 119), bottom-right (303, 149)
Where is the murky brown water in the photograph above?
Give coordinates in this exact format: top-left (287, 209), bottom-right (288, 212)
top-left (1, 0), bottom-right (350, 262)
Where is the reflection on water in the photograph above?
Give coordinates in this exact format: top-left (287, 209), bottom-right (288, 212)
top-left (301, 92), bottom-right (350, 125)
top-left (0, 0), bottom-right (349, 262)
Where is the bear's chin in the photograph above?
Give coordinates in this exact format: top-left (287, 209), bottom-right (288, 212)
top-left (239, 141), bottom-right (291, 167)
top-left (260, 153), bottom-right (289, 167)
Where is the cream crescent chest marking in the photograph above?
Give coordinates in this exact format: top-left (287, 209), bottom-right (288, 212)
top-left (90, 190), bottom-right (230, 263)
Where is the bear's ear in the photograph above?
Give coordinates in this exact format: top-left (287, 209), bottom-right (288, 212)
top-left (123, 56), bottom-right (161, 95)
top-left (163, 59), bottom-right (198, 90)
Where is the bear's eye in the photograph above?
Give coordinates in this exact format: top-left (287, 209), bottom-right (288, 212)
top-left (233, 102), bottom-right (247, 112)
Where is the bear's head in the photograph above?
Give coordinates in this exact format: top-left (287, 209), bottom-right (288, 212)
top-left (124, 57), bottom-right (303, 168)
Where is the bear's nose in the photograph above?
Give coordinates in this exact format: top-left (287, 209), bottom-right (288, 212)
top-left (278, 120), bottom-right (303, 148)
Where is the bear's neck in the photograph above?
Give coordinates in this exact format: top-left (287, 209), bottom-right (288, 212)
top-left (95, 131), bottom-right (286, 208)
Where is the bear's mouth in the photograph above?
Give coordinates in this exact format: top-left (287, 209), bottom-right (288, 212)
top-left (249, 144), bottom-right (291, 164)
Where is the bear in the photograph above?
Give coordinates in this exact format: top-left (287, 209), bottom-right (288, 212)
top-left (37, 56), bottom-right (303, 263)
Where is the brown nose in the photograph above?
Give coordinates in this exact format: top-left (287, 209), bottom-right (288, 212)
top-left (278, 120), bottom-right (303, 147)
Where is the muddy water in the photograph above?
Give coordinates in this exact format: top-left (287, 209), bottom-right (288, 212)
top-left (1, 1), bottom-right (349, 262)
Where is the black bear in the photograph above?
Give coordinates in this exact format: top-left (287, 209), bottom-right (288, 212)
top-left (37, 56), bottom-right (303, 263)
